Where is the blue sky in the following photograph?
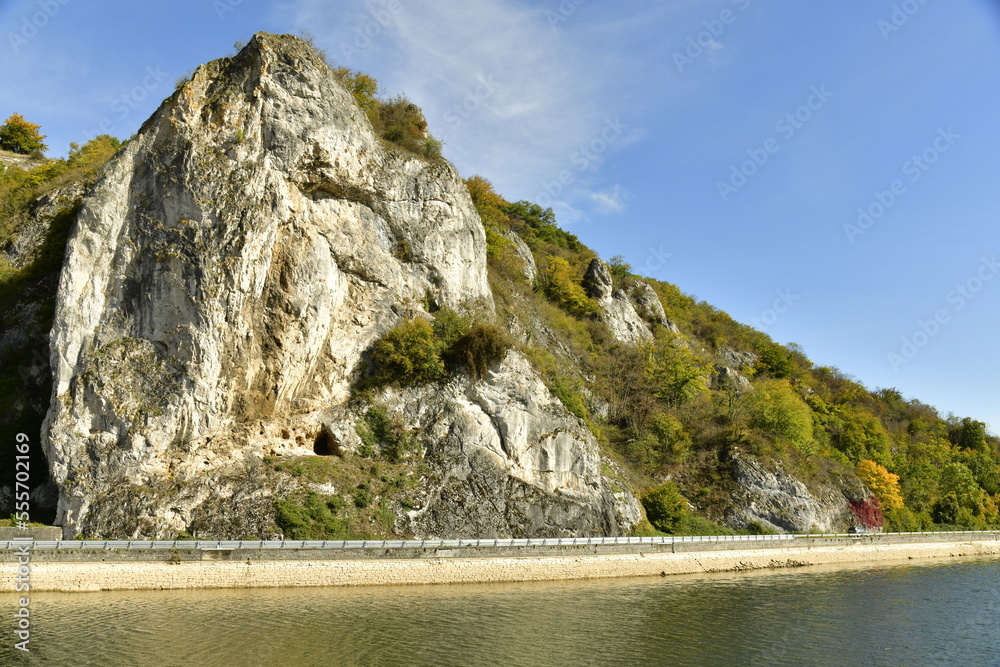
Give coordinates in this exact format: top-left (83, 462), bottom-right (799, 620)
top-left (2, 0), bottom-right (999, 431)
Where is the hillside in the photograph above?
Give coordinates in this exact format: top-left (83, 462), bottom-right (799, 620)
top-left (1, 33), bottom-right (998, 539)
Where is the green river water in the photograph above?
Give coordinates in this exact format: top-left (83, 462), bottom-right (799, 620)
top-left (4, 557), bottom-right (1000, 666)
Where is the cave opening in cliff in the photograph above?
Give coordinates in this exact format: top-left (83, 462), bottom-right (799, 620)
top-left (313, 428), bottom-right (337, 456)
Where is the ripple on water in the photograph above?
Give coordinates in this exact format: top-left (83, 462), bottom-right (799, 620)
top-left (5, 558), bottom-right (1000, 666)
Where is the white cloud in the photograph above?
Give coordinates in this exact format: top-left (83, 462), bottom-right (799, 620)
top-left (589, 184), bottom-right (629, 213)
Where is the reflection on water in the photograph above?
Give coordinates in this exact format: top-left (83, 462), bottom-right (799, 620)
top-left (4, 558), bottom-right (1000, 666)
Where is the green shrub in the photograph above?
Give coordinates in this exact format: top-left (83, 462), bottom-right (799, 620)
top-left (374, 95), bottom-right (442, 159)
top-left (274, 493), bottom-right (351, 540)
top-left (746, 520), bottom-right (777, 535)
top-left (432, 307), bottom-right (471, 348)
top-left (371, 318), bottom-right (445, 386)
top-left (549, 375), bottom-right (588, 420)
top-left (354, 407), bottom-right (418, 463)
top-left (642, 482), bottom-right (688, 534)
top-left (504, 200), bottom-right (581, 251)
top-left (353, 487), bottom-right (372, 508)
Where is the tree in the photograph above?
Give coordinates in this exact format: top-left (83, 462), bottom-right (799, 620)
top-left (0, 113), bottom-right (47, 155)
top-left (542, 256), bottom-right (600, 317)
top-left (607, 255), bottom-right (632, 288)
top-left (645, 332), bottom-right (711, 408)
top-left (856, 459), bottom-right (903, 512)
top-left (748, 378), bottom-right (814, 453)
top-left (832, 406), bottom-right (892, 465)
top-left (447, 323), bottom-right (511, 381)
top-left (332, 67), bottom-right (379, 119)
top-left (952, 417), bottom-right (989, 453)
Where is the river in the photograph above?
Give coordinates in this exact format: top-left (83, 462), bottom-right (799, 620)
top-left (5, 557), bottom-right (1000, 665)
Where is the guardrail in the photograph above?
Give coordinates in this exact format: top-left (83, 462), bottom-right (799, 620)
top-left (1, 530), bottom-right (998, 551)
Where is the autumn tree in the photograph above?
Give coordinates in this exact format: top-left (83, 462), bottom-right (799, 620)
top-left (0, 113), bottom-right (47, 155)
top-left (856, 459), bottom-right (904, 513)
top-left (542, 256), bottom-right (600, 317)
top-left (332, 66), bottom-right (379, 119)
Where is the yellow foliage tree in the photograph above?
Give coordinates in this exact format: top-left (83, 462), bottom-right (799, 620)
top-left (543, 256), bottom-right (600, 317)
top-left (856, 459), bottom-right (904, 512)
top-left (0, 113), bottom-right (47, 155)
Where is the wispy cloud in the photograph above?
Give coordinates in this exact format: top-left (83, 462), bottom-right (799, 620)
top-left (589, 184), bottom-right (629, 213)
top-left (284, 0), bottom-right (669, 217)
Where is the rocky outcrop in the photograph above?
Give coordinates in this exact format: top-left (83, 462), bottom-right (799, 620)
top-left (376, 351), bottom-right (637, 537)
top-left (41, 33), bottom-right (635, 539)
top-left (501, 229), bottom-right (536, 283)
top-left (627, 280), bottom-right (679, 333)
top-left (724, 456), bottom-right (865, 533)
top-left (713, 365), bottom-right (752, 392)
top-left (0, 150), bottom-right (49, 173)
top-left (712, 347), bottom-right (756, 393)
top-left (583, 257), bottom-right (614, 301)
top-left (719, 346), bottom-right (758, 369)
top-left (1, 183), bottom-right (86, 270)
top-left (583, 258), bottom-right (652, 345)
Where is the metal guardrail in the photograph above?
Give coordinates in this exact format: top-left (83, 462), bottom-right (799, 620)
top-left (1, 530), bottom-right (998, 551)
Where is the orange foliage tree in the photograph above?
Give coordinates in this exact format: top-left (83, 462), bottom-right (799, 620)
top-left (856, 459), bottom-right (904, 512)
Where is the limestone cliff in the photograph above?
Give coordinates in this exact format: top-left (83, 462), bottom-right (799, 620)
top-left (724, 456), bottom-right (867, 533)
top-left (41, 33), bottom-right (636, 539)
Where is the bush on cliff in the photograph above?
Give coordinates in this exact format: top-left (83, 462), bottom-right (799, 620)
top-left (446, 323), bottom-right (512, 381)
top-left (371, 318), bottom-right (446, 387)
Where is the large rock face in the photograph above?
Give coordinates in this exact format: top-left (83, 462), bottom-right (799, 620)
top-left (42, 33), bottom-right (635, 538)
top-left (383, 352), bottom-right (638, 537)
top-left (724, 456), bottom-right (864, 533)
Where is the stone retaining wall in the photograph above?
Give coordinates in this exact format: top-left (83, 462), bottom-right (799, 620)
top-left (5, 540), bottom-right (1000, 592)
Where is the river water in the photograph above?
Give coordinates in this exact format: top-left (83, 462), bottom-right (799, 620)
top-left (5, 558), bottom-right (1000, 666)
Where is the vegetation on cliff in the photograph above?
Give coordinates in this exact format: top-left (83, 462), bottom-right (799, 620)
top-left (0, 134), bottom-right (122, 519)
top-left (462, 174), bottom-right (1000, 533)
